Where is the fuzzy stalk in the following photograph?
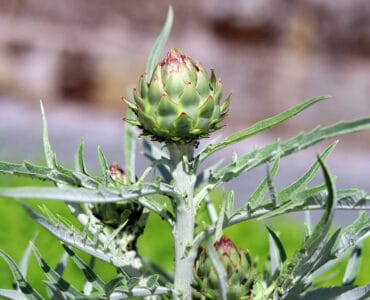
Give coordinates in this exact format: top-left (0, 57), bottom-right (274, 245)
top-left (167, 142), bottom-right (196, 299)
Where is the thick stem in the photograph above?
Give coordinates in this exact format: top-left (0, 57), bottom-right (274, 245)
top-left (167, 142), bottom-right (196, 300)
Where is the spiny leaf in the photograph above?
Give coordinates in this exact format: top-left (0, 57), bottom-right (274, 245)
top-left (210, 117), bottom-right (370, 185)
top-left (277, 142), bottom-right (337, 204)
top-left (146, 6), bottom-right (174, 83)
top-left (0, 249), bottom-right (42, 300)
top-left (0, 182), bottom-right (178, 203)
top-left (22, 204), bottom-right (141, 275)
top-left (62, 245), bottom-right (106, 293)
top-left (31, 243), bottom-right (83, 298)
top-left (276, 157), bottom-right (336, 292)
top-left (198, 96), bottom-right (330, 163)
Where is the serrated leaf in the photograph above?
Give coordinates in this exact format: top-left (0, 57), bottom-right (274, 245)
top-left (22, 204), bottom-right (141, 275)
top-left (198, 96), bottom-right (330, 163)
top-left (0, 181), bottom-right (177, 203)
top-left (0, 250), bottom-right (42, 300)
top-left (276, 157), bottom-right (336, 293)
top-left (146, 6), bottom-right (174, 83)
top-left (210, 117), bottom-right (370, 186)
top-left (277, 142), bottom-right (337, 204)
top-left (31, 243), bottom-right (84, 298)
top-left (62, 245), bottom-right (106, 293)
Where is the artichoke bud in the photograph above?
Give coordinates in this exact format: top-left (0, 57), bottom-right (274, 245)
top-left (92, 163), bottom-right (143, 228)
top-left (193, 236), bottom-right (255, 299)
top-left (109, 162), bottom-right (129, 185)
top-left (126, 48), bottom-right (230, 142)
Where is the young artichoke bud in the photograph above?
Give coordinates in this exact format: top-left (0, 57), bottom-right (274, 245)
top-left (126, 48), bottom-right (230, 142)
top-left (92, 163), bottom-right (143, 228)
top-left (193, 236), bottom-right (255, 299)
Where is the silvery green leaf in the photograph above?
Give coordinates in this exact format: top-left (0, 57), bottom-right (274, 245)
top-left (266, 226), bottom-right (287, 279)
top-left (334, 212), bottom-right (370, 257)
top-left (277, 142), bottom-right (336, 204)
top-left (195, 158), bottom-right (224, 187)
top-left (62, 245), bottom-right (106, 293)
top-left (0, 182), bottom-right (178, 203)
top-left (0, 289), bottom-right (28, 300)
top-left (143, 139), bottom-right (171, 183)
top-left (40, 100), bottom-right (56, 168)
top-left (300, 285), bottom-right (364, 300)
top-left (22, 204), bottom-right (140, 274)
top-left (335, 284), bottom-right (370, 300)
top-left (19, 236), bottom-right (37, 278)
top-left (0, 249), bottom-right (42, 300)
top-left (109, 286), bottom-right (169, 299)
top-left (124, 109), bottom-right (137, 183)
top-left (276, 158), bottom-right (336, 292)
top-left (76, 139), bottom-right (87, 174)
top-left (211, 117), bottom-right (370, 185)
top-left (199, 96), bottom-right (330, 163)
top-left (97, 145), bottom-right (109, 174)
top-left (31, 243), bottom-right (84, 298)
top-left (342, 244), bottom-right (362, 286)
top-left (146, 6), bottom-right (174, 83)
top-left (248, 156), bottom-right (280, 209)
top-left (205, 229), bottom-right (228, 300)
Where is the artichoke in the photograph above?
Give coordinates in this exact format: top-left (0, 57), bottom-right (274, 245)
top-left (126, 48), bottom-right (230, 142)
top-left (193, 236), bottom-right (255, 299)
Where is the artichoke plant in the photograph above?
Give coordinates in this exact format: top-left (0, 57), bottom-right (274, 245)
top-left (193, 236), bottom-right (255, 299)
top-left (126, 48), bottom-right (230, 142)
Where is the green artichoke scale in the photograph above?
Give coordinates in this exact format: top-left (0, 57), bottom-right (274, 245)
top-left (126, 48), bottom-right (230, 142)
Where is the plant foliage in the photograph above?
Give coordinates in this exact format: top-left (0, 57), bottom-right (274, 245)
top-left (0, 6), bottom-right (369, 300)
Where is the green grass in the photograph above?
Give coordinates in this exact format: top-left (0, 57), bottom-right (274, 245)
top-left (0, 174), bottom-right (369, 297)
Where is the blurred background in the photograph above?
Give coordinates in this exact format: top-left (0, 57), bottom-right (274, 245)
top-left (0, 0), bottom-right (369, 213)
top-left (0, 0), bottom-right (370, 292)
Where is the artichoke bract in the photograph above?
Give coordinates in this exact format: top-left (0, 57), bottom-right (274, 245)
top-left (126, 48), bottom-right (230, 142)
top-left (193, 236), bottom-right (255, 299)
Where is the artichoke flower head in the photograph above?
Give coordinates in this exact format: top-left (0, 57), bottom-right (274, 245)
top-left (126, 48), bottom-right (230, 143)
top-left (193, 236), bottom-right (255, 299)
